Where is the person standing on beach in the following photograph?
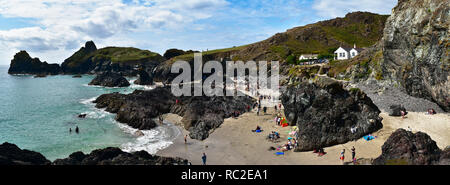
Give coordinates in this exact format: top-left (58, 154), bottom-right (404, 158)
top-left (202, 153), bottom-right (207, 165)
top-left (340, 149), bottom-right (345, 164)
top-left (351, 146), bottom-right (356, 164)
top-left (184, 135), bottom-right (188, 144)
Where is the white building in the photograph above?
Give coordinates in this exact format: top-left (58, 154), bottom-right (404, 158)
top-left (299, 54), bottom-right (318, 60)
top-left (334, 44), bottom-right (364, 60)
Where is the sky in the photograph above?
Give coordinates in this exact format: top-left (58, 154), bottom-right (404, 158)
top-left (0, 0), bottom-right (397, 65)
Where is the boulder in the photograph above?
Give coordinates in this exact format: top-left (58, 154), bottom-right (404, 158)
top-left (0, 142), bottom-right (51, 165)
top-left (388, 105), bottom-right (408, 116)
top-left (373, 129), bottom-right (448, 165)
top-left (8, 51), bottom-right (61, 75)
top-left (134, 70), bottom-right (153, 85)
top-left (89, 72), bottom-right (130, 87)
top-left (281, 77), bottom-right (383, 151)
top-left (52, 147), bottom-right (189, 165)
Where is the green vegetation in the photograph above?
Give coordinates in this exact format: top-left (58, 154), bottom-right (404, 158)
top-left (95, 47), bottom-right (161, 63)
top-left (349, 88), bottom-right (361, 94)
top-left (286, 55), bottom-right (296, 65)
top-left (172, 45), bottom-right (248, 62)
top-left (65, 46), bottom-right (163, 68)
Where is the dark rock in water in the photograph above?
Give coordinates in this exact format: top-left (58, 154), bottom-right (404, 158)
top-left (388, 105), bottom-right (408, 116)
top-left (94, 87), bottom-right (255, 140)
top-left (8, 51), bottom-right (61, 75)
top-left (373, 129), bottom-right (448, 165)
top-left (281, 77), bottom-right (383, 151)
top-left (94, 88), bottom-right (175, 130)
top-left (52, 147), bottom-right (189, 165)
top-left (89, 72), bottom-right (130, 87)
top-left (134, 70), bottom-right (153, 85)
top-left (72, 75), bottom-right (82, 78)
top-left (78, 114), bottom-right (87, 118)
top-left (380, 0), bottom-right (449, 111)
top-left (0, 142), bottom-right (51, 165)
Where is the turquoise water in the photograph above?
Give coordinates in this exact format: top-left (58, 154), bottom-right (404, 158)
top-left (0, 65), bottom-right (178, 161)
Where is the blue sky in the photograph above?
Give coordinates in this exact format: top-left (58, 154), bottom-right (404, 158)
top-left (0, 0), bottom-right (397, 65)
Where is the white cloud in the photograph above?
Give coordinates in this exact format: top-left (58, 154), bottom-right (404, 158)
top-left (312, 0), bottom-right (396, 18)
top-left (0, 0), bottom-right (227, 64)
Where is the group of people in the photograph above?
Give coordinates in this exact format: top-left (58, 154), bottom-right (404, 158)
top-left (427, 108), bottom-right (436, 115)
top-left (340, 146), bottom-right (357, 165)
top-left (268, 131), bottom-right (280, 141)
top-left (275, 114), bottom-right (282, 126)
top-left (69, 126), bottom-right (79, 134)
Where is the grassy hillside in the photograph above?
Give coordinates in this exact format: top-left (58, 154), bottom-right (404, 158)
top-left (92, 47), bottom-right (162, 63)
top-left (167, 12), bottom-right (388, 63)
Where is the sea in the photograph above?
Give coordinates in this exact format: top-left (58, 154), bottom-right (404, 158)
top-left (0, 65), bottom-right (180, 161)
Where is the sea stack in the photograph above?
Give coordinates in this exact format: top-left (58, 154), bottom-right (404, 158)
top-left (8, 51), bottom-right (61, 75)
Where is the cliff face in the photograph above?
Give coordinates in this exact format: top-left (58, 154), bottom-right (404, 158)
top-left (0, 142), bottom-right (51, 165)
top-left (8, 51), bottom-right (61, 75)
top-left (380, 0), bottom-right (449, 111)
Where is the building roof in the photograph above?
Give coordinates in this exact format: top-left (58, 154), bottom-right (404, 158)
top-left (300, 54), bottom-right (318, 57)
top-left (335, 46), bottom-right (364, 52)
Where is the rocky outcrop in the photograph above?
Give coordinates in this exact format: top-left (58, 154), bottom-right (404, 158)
top-left (61, 41), bottom-right (97, 74)
top-left (8, 51), bottom-right (61, 75)
top-left (0, 142), bottom-right (51, 165)
top-left (61, 41), bottom-right (165, 75)
top-left (281, 77), bottom-right (383, 151)
top-left (94, 88), bottom-right (175, 130)
top-left (52, 147), bottom-right (189, 165)
top-left (94, 87), bottom-right (255, 140)
top-left (134, 70), bottom-right (153, 85)
top-left (373, 129), bottom-right (449, 165)
top-left (89, 72), bottom-right (130, 87)
top-left (380, 0), bottom-right (449, 111)
top-left (0, 142), bottom-right (188, 165)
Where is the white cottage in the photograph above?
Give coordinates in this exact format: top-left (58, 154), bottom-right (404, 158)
top-left (334, 44), bottom-right (364, 60)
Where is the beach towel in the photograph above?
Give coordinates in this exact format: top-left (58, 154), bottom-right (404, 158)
top-left (255, 130), bottom-right (261, 133)
top-left (363, 135), bottom-right (376, 141)
top-left (275, 152), bottom-right (284, 155)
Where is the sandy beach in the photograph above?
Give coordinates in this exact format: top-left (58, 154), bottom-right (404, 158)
top-left (157, 104), bottom-right (450, 165)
